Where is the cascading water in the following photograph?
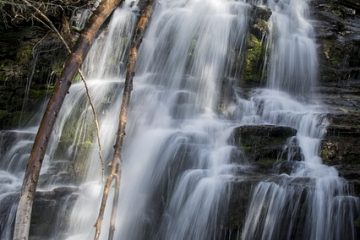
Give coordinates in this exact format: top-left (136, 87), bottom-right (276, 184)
top-left (266, 0), bottom-right (318, 96)
top-left (239, 0), bottom-right (360, 239)
top-left (67, 0), bottom-right (251, 239)
top-left (0, 0), bottom-right (359, 240)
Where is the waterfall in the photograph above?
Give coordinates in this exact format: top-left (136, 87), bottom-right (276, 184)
top-left (67, 1), bottom-right (251, 239)
top-left (267, 0), bottom-right (318, 96)
top-left (0, 0), bottom-right (358, 239)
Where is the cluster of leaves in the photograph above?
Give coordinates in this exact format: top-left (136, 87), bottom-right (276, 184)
top-left (0, 0), bottom-right (94, 28)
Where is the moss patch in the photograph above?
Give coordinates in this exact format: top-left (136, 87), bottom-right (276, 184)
top-left (243, 34), bottom-right (265, 84)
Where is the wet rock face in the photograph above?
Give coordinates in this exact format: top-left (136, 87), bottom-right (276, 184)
top-left (224, 176), bottom-right (262, 236)
top-left (223, 125), bottom-right (305, 235)
top-left (230, 125), bottom-right (298, 172)
top-left (321, 113), bottom-right (360, 195)
top-left (222, 175), bottom-right (316, 238)
top-left (311, 0), bottom-right (360, 113)
top-left (311, 0), bottom-right (360, 196)
top-left (29, 187), bottom-right (78, 240)
top-left (0, 187), bottom-right (77, 240)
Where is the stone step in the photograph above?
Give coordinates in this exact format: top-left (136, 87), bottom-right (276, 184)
top-left (229, 125), bottom-right (300, 173)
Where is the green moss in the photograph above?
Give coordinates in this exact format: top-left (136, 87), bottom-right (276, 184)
top-left (73, 141), bottom-right (94, 181)
top-left (55, 101), bottom-right (98, 179)
top-left (320, 141), bottom-right (339, 165)
top-left (320, 148), bottom-right (330, 163)
top-left (81, 140), bottom-right (93, 149)
top-left (243, 34), bottom-right (264, 83)
top-left (55, 121), bottom-right (96, 182)
top-left (51, 61), bottom-right (64, 77)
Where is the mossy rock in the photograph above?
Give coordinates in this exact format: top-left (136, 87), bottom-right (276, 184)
top-left (242, 34), bottom-right (266, 86)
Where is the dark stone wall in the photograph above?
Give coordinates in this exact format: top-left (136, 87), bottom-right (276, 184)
top-left (311, 0), bottom-right (360, 195)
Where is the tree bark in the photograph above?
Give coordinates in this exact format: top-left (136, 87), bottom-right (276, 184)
top-left (93, 1), bottom-right (154, 239)
top-left (13, 1), bottom-right (122, 240)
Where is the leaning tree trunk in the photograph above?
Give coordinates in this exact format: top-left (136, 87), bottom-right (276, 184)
top-left (93, 1), bottom-right (154, 239)
top-left (13, 1), bottom-right (122, 239)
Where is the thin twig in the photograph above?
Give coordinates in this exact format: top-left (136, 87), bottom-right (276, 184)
top-left (24, 0), bottom-right (105, 180)
top-left (108, 173), bottom-right (120, 240)
top-left (78, 70), bottom-right (105, 181)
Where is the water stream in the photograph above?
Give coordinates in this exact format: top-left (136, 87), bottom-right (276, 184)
top-left (0, 0), bottom-right (359, 239)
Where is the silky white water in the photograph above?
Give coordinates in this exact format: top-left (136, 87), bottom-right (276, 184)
top-left (67, 0), bottom-right (251, 239)
top-left (0, 0), bottom-right (358, 239)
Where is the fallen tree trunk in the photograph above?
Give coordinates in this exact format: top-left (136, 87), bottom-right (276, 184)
top-left (13, 1), bottom-right (122, 240)
top-left (93, 1), bottom-right (154, 239)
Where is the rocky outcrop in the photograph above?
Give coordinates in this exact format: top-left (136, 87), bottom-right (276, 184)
top-left (230, 125), bottom-right (298, 172)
